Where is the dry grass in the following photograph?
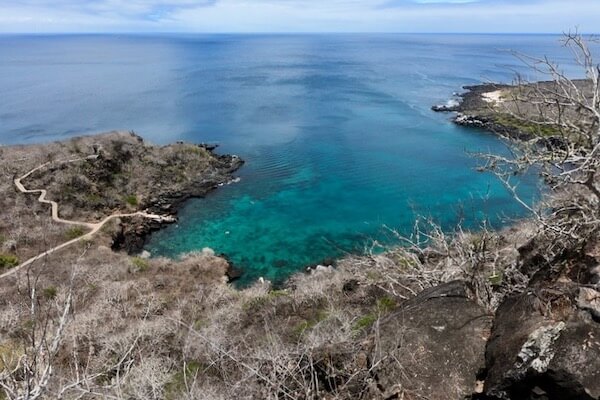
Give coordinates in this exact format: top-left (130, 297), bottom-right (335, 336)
top-left (0, 201), bottom-right (591, 399)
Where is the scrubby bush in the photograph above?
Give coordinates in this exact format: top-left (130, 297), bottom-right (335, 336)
top-left (353, 313), bottom-right (377, 332)
top-left (164, 361), bottom-right (203, 400)
top-left (376, 295), bottom-right (397, 312)
top-left (65, 226), bottom-right (85, 239)
top-left (125, 194), bottom-right (139, 207)
top-left (0, 253), bottom-right (19, 270)
top-left (43, 286), bottom-right (58, 300)
top-left (131, 257), bottom-right (150, 272)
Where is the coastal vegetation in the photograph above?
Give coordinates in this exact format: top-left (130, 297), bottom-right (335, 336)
top-left (65, 226), bottom-right (85, 240)
top-left (0, 32), bottom-right (599, 399)
top-left (0, 255), bottom-right (18, 271)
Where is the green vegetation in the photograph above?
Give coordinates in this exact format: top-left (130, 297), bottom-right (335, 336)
top-left (268, 289), bottom-right (289, 298)
top-left (65, 226), bottom-right (85, 240)
top-left (493, 113), bottom-right (562, 137)
top-left (193, 319), bottom-right (205, 330)
top-left (165, 361), bottom-right (203, 400)
top-left (43, 286), bottom-right (58, 300)
top-left (488, 272), bottom-right (503, 287)
top-left (469, 233), bottom-right (485, 249)
top-left (0, 254), bottom-right (19, 270)
top-left (352, 296), bottom-right (397, 333)
top-left (366, 270), bottom-right (382, 281)
top-left (0, 341), bottom-right (23, 374)
top-left (242, 290), bottom-right (290, 311)
top-left (124, 194), bottom-right (138, 207)
top-left (293, 309), bottom-right (329, 337)
top-left (391, 253), bottom-right (418, 270)
top-left (86, 193), bottom-right (103, 205)
top-left (162, 165), bottom-right (187, 183)
top-left (131, 257), bottom-right (150, 272)
top-left (353, 314), bottom-right (378, 332)
top-left (242, 295), bottom-right (269, 310)
top-left (377, 296), bottom-right (397, 313)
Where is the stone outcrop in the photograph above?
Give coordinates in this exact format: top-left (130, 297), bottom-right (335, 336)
top-left (453, 113), bottom-right (533, 140)
top-left (481, 289), bottom-right (600, 400)
top-left (477, 241), bottom-right (600, 400)
top-left (372, 281), bottom-right (492, 399)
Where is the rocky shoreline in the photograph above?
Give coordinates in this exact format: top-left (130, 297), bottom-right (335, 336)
top-left (1, 131), bottom-right (244, 263)
top-left (432, 83), bottom-right (535, 140)
top-left (433, 82), bottom-right (571, 141)
top-left (111, 147), bottom-right (244, 255)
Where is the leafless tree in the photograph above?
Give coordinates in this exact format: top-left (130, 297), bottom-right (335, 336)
top-left (0, 266), bottom-right (73, 400)
top-left (480, 31), bottom-right (599, 255)
top-left (0, 261), bottom-right (152, 400)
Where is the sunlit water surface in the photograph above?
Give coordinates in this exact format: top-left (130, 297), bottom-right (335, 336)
top-left (0, 34), bottom-right (578, 284)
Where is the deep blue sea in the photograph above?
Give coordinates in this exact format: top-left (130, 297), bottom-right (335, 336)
top-left (0, 34), bottom-right (580, 284)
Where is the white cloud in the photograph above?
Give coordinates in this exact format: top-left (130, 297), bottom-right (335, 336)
top-left (0, 0), bottom-right (597, 33)
top-left (413, 0), bottom-right (480, 3)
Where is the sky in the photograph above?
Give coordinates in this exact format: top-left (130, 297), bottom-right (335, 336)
top-left (0, 0), bottom-right (598, 33)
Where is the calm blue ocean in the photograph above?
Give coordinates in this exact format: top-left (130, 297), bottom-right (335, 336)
top-left (0, 34), bottom-right (578, 284)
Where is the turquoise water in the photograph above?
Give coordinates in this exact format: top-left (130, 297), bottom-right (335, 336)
top-left (0, 34), bottom-right (578, 285)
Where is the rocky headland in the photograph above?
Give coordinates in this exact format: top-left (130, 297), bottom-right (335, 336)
top-left (2, 131), bottom-right (243, 257)
top-left (432, 79), bottom-right (593, 141)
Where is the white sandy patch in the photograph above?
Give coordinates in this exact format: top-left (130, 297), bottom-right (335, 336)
top-left (482, 90), bottom-right (504, 104)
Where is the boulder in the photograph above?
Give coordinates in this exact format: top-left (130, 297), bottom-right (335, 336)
top-left (312, 264), bottom-right (334, 274)
top-left (139, 250), bottom-right (151, 259)
top-left (432, 103), bottom-right (460, 112)
top-left (202, 247), bottom-right (216, 256)
top-left (547, 316), bottom-right (600, 399)
top-left (578, 288), bottom-right (600, 322)
top-left (1, 239), bottom-right (17, 253)
top-left (372, 281), bottom-right (492, 400)
top-left (483, 289), bottom-right (600, 400)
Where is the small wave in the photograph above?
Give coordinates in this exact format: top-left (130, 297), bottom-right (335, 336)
top-left (446, 99), bottom-right (460, 108)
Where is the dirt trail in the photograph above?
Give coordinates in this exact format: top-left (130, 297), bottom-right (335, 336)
top-left (1, 155), bottom-right (174, 279)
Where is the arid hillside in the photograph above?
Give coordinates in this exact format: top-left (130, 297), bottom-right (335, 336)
top-left (0, 129), bottom-right (598, 399)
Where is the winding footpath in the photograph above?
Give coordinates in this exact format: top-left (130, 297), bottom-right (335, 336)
top-left (1, 155), bottom-right (174, 279)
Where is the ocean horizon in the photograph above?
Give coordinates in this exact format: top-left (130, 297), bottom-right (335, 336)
top-left (0, 33), bottom-right (578, 284)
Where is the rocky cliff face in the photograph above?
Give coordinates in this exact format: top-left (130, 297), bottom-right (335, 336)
top-left (476, 244), bottom-right (600, 400)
